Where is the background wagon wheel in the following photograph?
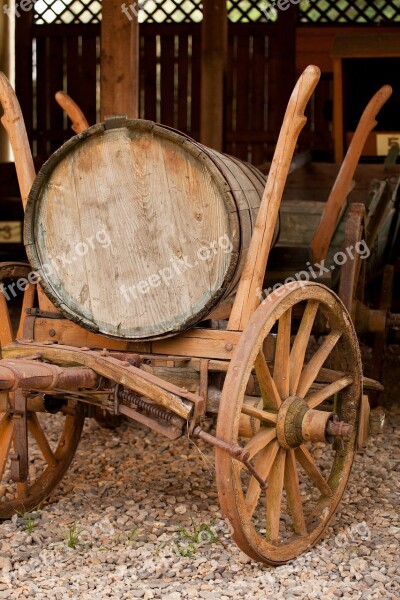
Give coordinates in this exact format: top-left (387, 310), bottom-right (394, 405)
top-left (0, 262), bottom-right (85, 517)
top-left (215, 282), bottom-right (362, 565)
top-left (0, 262), bottom-right (36, 344)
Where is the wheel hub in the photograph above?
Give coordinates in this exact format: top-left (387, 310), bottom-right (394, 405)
top-left (276, 396), bottom-right (353, 449)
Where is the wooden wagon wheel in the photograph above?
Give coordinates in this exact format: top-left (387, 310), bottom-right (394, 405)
top-left (215, 281), bottom-right (362, 565)
top-left (0, 262), bottom-right (85, 517)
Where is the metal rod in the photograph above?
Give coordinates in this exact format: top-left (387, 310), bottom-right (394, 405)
top-left (193, 426), bottom-right (268, 490)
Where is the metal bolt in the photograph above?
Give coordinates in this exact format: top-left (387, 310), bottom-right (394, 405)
top-left (326, 420), bottom-right (353, 439)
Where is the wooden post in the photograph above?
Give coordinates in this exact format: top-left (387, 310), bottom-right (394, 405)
top-left (0, 0), bottom-right (10, 161)
top-left (14, 10), bottom-right (33, 155)
top-left (333, 57), bottom-right (343, 163)
top-left (101, 0), bottom-right (139, 119)
top-left (200, 0), bottom-right (227, 151)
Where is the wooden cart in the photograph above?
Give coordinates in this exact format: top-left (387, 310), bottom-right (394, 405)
top-left (0, 66), bottom-right (389, 565)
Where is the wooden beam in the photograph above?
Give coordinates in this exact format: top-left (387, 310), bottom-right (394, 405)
top-left (101, 0), bottom-right (139, 119)
top-left (28, 318), bottom-right (243, 361)
top-left (14, 10), bottom-right (33, 155)
top-left (200, 0), bottom-right (227, 150)
top-left (333, 57), bottom-right (343, 163)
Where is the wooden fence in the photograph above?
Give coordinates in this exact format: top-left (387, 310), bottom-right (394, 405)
top-left (16, 14), bottom-right (302, 166)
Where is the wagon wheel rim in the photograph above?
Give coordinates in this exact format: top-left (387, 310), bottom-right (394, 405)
top-left (0, 262), bottom-right (85, 517)
top-left (0, 399), bottom-right (85, 518)
top-left (215, 282), bottom-right (362, 565)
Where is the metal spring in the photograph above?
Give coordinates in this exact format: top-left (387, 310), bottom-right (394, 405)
top-left (118, 389), bottom-right (175, 423)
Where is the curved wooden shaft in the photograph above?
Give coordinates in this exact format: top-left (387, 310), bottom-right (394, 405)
top-left (0, 74), bottom-right (62, 313)
top-left (311, 85), bottom-right (392, 263)
top-left (0, 359), bottom-right (99, 390)
top-left (228, 65), bottom-right (321, 331)
top-left (55, 91), bottom-right (90, 133)
top-left (0, 73), bottom-right (35, 209)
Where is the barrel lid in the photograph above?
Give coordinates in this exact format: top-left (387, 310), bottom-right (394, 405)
top-left (24, 118), bottom-right (240, 340)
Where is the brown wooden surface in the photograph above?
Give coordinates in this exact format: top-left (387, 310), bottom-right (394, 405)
top-left (200, 0), bottom-right (227, 151)
top-left (25, 120), bottom-right (269, 340)
top-left (15, 20), bottom-right (296, 164)
top-left (55, 92), bottom-right (90, 133)
top-left (0, 74), bottom-right (35, 209)
top-left (312, 85), bottom-right (392, 260)
top-left (101, 0), bottom-right (139, 119)
top-left (30, 318), bottom-right (245, 361)
top-left (332, 33), bottom-right (400, 59)
top-left (216, 281), bottom-right (362, 564)
top-left (228, 66), bottom-right (320, 331)
top-left (296, 27), bottom-right (400, 73)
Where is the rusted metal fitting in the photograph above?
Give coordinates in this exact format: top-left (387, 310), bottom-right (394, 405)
top-left (193, 426), bottom-right (268, 490)
top-left (277, 396), bottom-right (352, 446)
top-left (326, 420), bottom-right (353, 439)
top-left (0, 360), bottom-right (99, 392)
top-left (109, 352), bottom-right (141, 367)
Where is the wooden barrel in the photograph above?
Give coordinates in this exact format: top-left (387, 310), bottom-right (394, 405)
top-left (25, 118), bottom-right (277, 341)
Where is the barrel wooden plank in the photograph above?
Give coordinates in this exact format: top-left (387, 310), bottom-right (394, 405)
top-left (25, 119), bottom-right (270, 341)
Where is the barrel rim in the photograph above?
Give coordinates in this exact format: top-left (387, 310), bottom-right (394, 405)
top-left (24, 118), bottom-right (242, 341)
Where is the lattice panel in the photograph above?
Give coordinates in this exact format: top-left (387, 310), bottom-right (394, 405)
top-left (34, 0), bottom-right (102, 24)
top-left (227, 0), bottom-right (272, 22)
top-left (139, 0), bottom-right (202, 23)
top-left (300, 0), bottom-right (400, 23)
top-left (34, 0), bottom-right (276, 25)
top-left (33, 0), bottom-right (400, 25)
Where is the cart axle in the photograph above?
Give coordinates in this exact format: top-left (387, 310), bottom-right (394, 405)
top-left (193, 426), bottom-right (268, 490)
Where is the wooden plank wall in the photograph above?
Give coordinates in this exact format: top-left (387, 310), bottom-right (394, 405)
top-left (139, 24), bottom-right (201, 140)
top-left (16, 21), bottom-right (294, 165)
top-left (32, 24), bottom-right (99, 162)
top-left (296, 25), bottom-right (400, 159)
top-left (225, 19), bottom-right (295, 165)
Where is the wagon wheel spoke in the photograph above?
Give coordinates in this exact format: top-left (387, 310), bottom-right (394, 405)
top-left (273, 308), bottom-right (292, 400)
top-left (265, 447), bottom-right (286, 543)
top-left (305, 376), bottom-right (353, 409)
top-left (284, 449), bottom-right (307, 536)
top-left (254, 351), bottom-right (281, 409)
top-left (28, 413), bottom-right (58, 468)
top-left (289, 300), bottom-right (319, 395)
top-left (294, 445), bottom-right (332, 497)
top-left (240, 404), bottom-right (277, 425)
top-left (0, 417), bottom-right (13, 481)
top-left (243, 427), bottom-right (276, 461)
top-left (245, 440), bottom-right (279, 516)
top-left (17, 482), bottom-right (29, 499)
top-left (296, 330), bottom-right (342, 398)
top-left (16, 283), bottom-right (36, 339)
top-left (0, 292), bottom-right (13, 347)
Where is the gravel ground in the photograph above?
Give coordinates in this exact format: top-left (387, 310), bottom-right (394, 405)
top-left (0, 347), bottom-right (399, 600)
